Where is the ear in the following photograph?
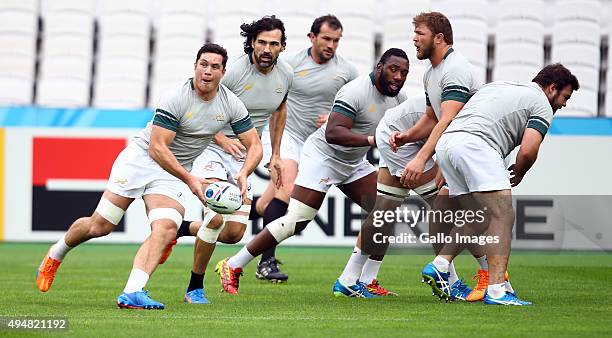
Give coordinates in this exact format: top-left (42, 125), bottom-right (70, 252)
top-left (376, 62), bottom-right (383, 73)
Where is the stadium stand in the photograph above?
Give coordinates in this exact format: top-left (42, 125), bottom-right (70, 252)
top-left (213, 1), bottom-right (265, 62)
top-left (36, 0), bottom-right (95, 107)
top-left (326, 0), bottom-right (376, 75)
top-left (271, 0), bottom-right (321, 56)
top-left (0, 0), bottom-right (610, 116)
top-left (149, 0), bottom-right (207, 107)
top-left (0, 0), bottom-right (38, 105)
top-left (551, 0), bottom-right (601, 117)
top-left (493, 0), bottom-right (545, 83)
top-left (382, 0), bottom-right (431, 98)
top-left (432, 0), bottom-right (488, 82)
top-left (94, 0), bottom-right (150, 108)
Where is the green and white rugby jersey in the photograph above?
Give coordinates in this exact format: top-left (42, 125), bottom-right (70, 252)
top-left (216, 53), bottom-right (293, 138)
top-left (132, 78), bottom-right (253, 171)
top-left (308, 73), bottom-right (407, 164)
top-left (424, 48), bottom-right (481, 120)
top-left (444, 81), bottom-right (553, 157)
top-left (282, 48), bottom-right (359, 143)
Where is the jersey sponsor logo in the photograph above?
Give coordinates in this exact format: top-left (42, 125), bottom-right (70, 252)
top-left (215, 113), bottom-right (225, 122)
top-left (297, 70), bottom-right (308, 77)
top-left (275, 86), bottom-right (284, 94)
top-left (244, 84), bottom-right (253, 91)
top-left (186, 111), bottom-right (194, 118)
top-left (369, 105), bottom-right (376, 113)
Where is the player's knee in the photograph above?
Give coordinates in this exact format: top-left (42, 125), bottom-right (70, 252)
top-left (255, 198), bottom-right (268, 216)
top-left (148, 208), bottom-right (182, 241)
top-left (222, 222), bottom-right (246, 244)
top-left (88, 217), bottom-right (114, 238)
top-left (156, 225), bottom-right (178, 243)
top-left (208, 213), bottom-right (224, 229)
top-left (275, 183), bottom-right (294, 202)
top-left (267, 198), bottom-right (317, 242)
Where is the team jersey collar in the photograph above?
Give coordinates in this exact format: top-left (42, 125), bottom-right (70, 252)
top-left (369, 72), bottom-right (375, 85)
top-left (443, 47), bottom-right (454, 60)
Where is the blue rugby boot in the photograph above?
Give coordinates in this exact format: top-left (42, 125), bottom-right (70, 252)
top-left (117, 290), bottom-right (165, 310)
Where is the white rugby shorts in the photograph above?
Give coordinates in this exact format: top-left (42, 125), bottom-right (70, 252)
top-left (106, 143), bottom-right (188, 206)
top-left (294, 138), bottom-right (376, 193)
top-left (375, 120), bottom-right (435, 177)
top-left (435, 132), bottom-right (511, 197)
top-left (262, 129), bottom-right (304, 164)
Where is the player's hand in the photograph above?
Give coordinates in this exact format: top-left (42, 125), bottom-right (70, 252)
top-left (389, 131), bottom-right (406, 152)
top-left (220, 137), bottom-right (246, 160)
top-left (187, 175), bottom-right (214, 202)
top-left (508, 164), bottom-right (524, 187)
top-left (400, 157), bottom-right (426, 188)
top-left (234, 171), bottom-right (249, 198)
top-left (315, 114), bottom-right (329, 128)
top-left (435, 168), bottom-right (446, 190)
top-left (269, 155), bottom-right (284, 189)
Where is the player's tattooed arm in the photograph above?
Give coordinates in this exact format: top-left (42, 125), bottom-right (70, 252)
top-left (509, 128), bottom-right (544, 187)
top-left (149, 125), bottom-right (211, 201)
top-left (325, 112), bottom-right (370, 147)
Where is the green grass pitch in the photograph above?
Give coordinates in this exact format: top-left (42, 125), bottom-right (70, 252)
top-left (0, 243), bottom-right (610, 337)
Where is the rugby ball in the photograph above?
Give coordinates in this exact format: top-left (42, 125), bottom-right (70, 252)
top-left (204, 181), bottom-right (243, 214)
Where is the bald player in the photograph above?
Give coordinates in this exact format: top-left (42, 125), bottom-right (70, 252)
top-left (255, 15), bottom-right (359, 282)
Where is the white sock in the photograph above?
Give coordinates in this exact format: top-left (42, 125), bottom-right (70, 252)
top-left (123, 268), bottom-right (149, 293)
top-left (487, 283), bottom-right (506, 299)
top-left (338, 247), bottom-right (368, 285)
top-left (504, 280), bottom-right (515, 294)
top-left (49, 235), bottom-right (72, 261)
top-left (448, 261), bottom-right (459, 285)
top-left (475, 255), bottom-right (488, 270)
top-left (359, 258), bottom-right (382, 284)
top-left (432, 256), bottom-right (450, 273)
top-left (227, 246), bottom-right (255, 269)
